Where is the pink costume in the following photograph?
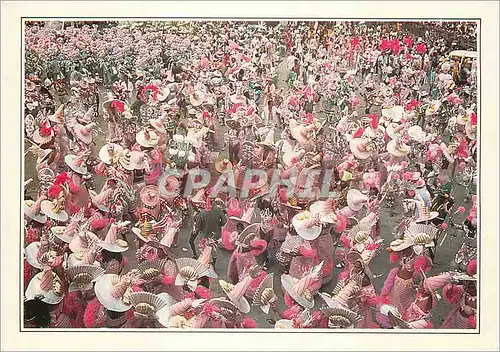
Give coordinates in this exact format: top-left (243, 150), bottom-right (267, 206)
top-left (67, 171), bottom-right (90, 209)
top-left (289, 240), bottom-right (318, 280)
top-left (440, 296), bottom-right (476, 329)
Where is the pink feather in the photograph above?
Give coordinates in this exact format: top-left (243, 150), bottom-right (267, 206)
top-left (83, 298), bottom-right (104, 328)
top-left (195, 286), bottom-right (212, 300)
top-left (334, 214), bottom-right (348, 233)
top-left (299, 245), bottom-right (317, 258)
top-left (442, 283), bottom-right (464, 304)
top-left (339, 234), bottom-right (352, 249)
top-left (389, 252), bottom-right (400, 263)
top-left (467, 259), bottom-right (477, 276)
top-left (380, 268), bottom-right (399, 297)
top-left (468, 315), bottom-right (477, 328)
top-left (413, 255), bottom-right (431, 274)
top-left (283, 292), bottom-right (296, 308)
top-left (337, 270), bottom-right (350, 281)
top-left (161, 274), bottom-right (176, 286)
top-left (241, 317), bottom-right (258, 328)
top-left (251, 239), bottom-right (268, 256)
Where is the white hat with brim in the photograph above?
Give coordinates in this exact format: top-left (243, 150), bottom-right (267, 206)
top-left (156, 87), bottom-right (171, 102)
top-left (389, 238), bottom-right (413, 252)
top-left (89, 190), bottom-right (111, 213)
top-left (230, 94), bottom-right (246, 105)
top-left (32, 129), bottom-right (54, 145)
top-left (51, 226), bottom-right (73, 244)
top-left (386, 123), bottom-right (406, 140)
top-left (465, 122), bottom-right (477, 140)
top-left (309, 201), bottom-right (338, 224)
top-left (291, 212), bottom-right (322, 240)
top-left (69, 231), bottom-right (99, 253)
top-left (99, 240), bottom-right (129, 253)
top-left (149, 118), bottom-right (167, 134)
top-left (66, 251), bottom-right (102, 268)
top-left (131, 226), bottom-right (157, 244)
top-left (156, 292), bottom-right (177, 327)
top-left (98, 143), bottom-right (123, 164)
top-left (40, 200), bottom-right (69, 222)
top-left (382, 106), bottom-right (404, 122)
top-left (415, 211), bottom-right (440, 223)
top-left (320, 306), bottom-right (362, 328)
top-left (24, 242), bottom-right (43, 269)
top-left (349, 138), bottom-right (373, 160)
top-left (280, 274), bottom-right (315, 309)
top-left (136, 130), bottom-right (159, 148)
top-left (25, 271), bottom-right (64, 305)
top-left (408, 125), bottom-right (426, 143)
top-left (189, 91), bottom-right (206, 107)
top-left (64, 154), bottom-right (88, 174)
top-left (24, 200), bottom-right (47, 223)
top-left (66, 265), bottom-right (105, 292)
top-left (347, 189), bottom-right (369, 212)
top-left (74, 122), bottom-right (96, 145)
top-left (387, 140), bottom-right (411, 157)
top-left (220, 281), bottom-right (251, 314)
top-left (94, 274), bottom-right (132, 312)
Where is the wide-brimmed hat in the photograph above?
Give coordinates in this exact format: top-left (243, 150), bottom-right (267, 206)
top-left (408, 125), bottom-right (426, 143)
top-left (140, 185), bottom-right (160, 208)
top-left (174, 257), bottom-right (215, 291)
top-left (136, 129), bottom-right (159, 148)
top-left (23, 196), bottom-right (48, 223)
top-left (219, 273), bottom-right (256, 313)
top-left (309, 199), bottom-right (338, 224)
top-left (319, 276), bottom-right (362, 309)
top-left (89, 188), bottom-right (113, 212)
top-left (51, 225), bottom-right (74, 244)
top-left (66, 264), bottom-right (105, 292)
top-left (275, 309), bottom-right (314, 329)
top-left (98, 143), bottom-right (124, 165)
top-left (281, 262), bottom-right (323, 309)
top-left (256, 127), bottom-right (276, 151)
top-left (102, 93), bottom-right (124, 110)
top-left (214, 157), bottom-right (233, 174)
top-left (69, 229), bottom-right (99, 253)
top-left (465, 120), bottom-right (477, 140)
top-left (349, 138), bottom-right (375, 160)
top-left (291, 211), bottom-right (322, 240)
top-left (251, 273), bottom-right (277, 314)
top-left (346, 189), bottom-right (368, 212)
top-left (40, 194), bottom-right (69, 223)
top-left (389, 222), bottom-right (437, 253)
top-left (228, 206), bottom-right (255, 225)
top-left (25, 268), bottom-right (64, 305)
top-left (425, 100), bottom-right (441, 116)
top-left (386, 122), bottom-right (407, 140)
top-left (94, 274), bottom-right (133, 312)
top-left (32, 124), bottom-right (55, 145)
top-left (129, 292), bottom-right (169, 321)
top-left (321, 306), bottom-right (362, 329)
top-left (24, 240), bottom-right (52, 270)
top-left (387, 139), bottom-right (411, 157)
top-left (189, 90), bottom-right (206, 107)
top-left (282, 150), bottom-right (305, 168)
top-left (78, 106), bottom-right (95, 125)
top-left (347, 222), bottom-right (375, 253)
top-left (149, 117), bottom-right (167, 134)
top-left (99, 222), bottom-right (130, 253)
top-left (155, 292), bottom-right (179, 327)
top-left (289, 119), bottom-right (316, 145)
top-left (156, 87), bottom-right (171, 102)
top-left (74, 122), bottom-right (96, 145)
top-left (131, 220), bottom-right (158, 244)
top-left (66, 245), bottom-right (102, 268)
top-left (381, 105), bottom-right (403, 122)
top-left (415, 204), bottom-right (440, 223)
top-left (47, 104), bottom-right (65, 124)
top-left (64, 151), bottom-right (89, 174)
